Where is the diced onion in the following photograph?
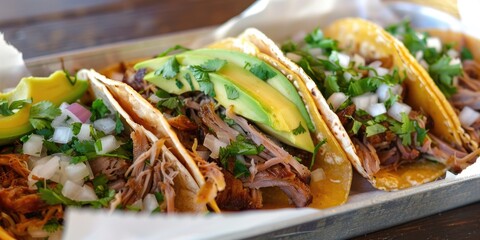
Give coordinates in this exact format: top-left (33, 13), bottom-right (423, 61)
top-left (196, 151), bottom-right (210, 160)
top-left (30, 156), bottom-right (60, 180)
top-left (352, 54), bottom-right (365, 68)
top-left (459, 107), bottom-right (480, 128)
top-left (95, 135), bottom-right (120, 155)
top-left (352, 93), bottom-right (377, 111)
top-left (327, 92), bottom-right (349, 111)
top-left (23, 134), bottom-right (44, 157)
top-left (309, 48), bottom-right (323, 57)
top-left (415, 51), bottom-right (424, 61)
top-left (420, 59), bottom-right (429, 69)
top-left (66, 103), bottom-right (91, 123)
top-left (76, 124), bottom-right (92, 141)
top-left (62, 180), bottom-right (98, 201)
top-left (337, 52), bottom-right (350, 68)
top-left (27, 228), bottom-right (49, 238)
top-left (143, 193), bottom-right (159, 213)
top-left (311, 168), bottom-right (326, 182)
top-left (447, 49), bottom-right (459, 58)
top-left (449, 58), bottom-right (461, 66)
top-left (426, 37), bottom-right (442, 52)
top-left (387, 102), bottom-right (412, 122)
top-left (203, 134), bottom-right (228, 159)
top-left (148, 94), bottom-right (162, 104)
top-left (131, 199), bottom-right (143, 209)
top-left (368, 60), bottom-right (382, 68)
top-left (51, 113), bottom-right (68, 128)
top-left (367, 103), bottom-right (387, 117)
top-left (286, 52), bottom-right (302, 62)
top-left (343, 71), bottom-right (352, 81)
top-left (93, 118), bottom-right (116, 134)
top-left (376, 84), bottom-right (403, 102)
top-left (59, 102), bottom-right (70, 110)
top-left (52, 127), bottom-right (73, 144)
top-left (65, 163), bottom-right (90, 184)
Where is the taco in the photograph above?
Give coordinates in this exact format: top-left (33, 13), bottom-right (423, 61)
top-left (0, 70), bottom-right (205, 238)
top-left (94, 32), bottom-right (354, 210)
top-left (385, 20), bottom-right (480, 170)
top-left (245, 18), bottom-right (480, 190)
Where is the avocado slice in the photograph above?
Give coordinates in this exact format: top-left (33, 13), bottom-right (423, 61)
top-left (137, 53), bottom-right (315, 152)
top-left (136, 49), bottom-right (315, 132)
top-left (0, 71), bottom-right (89, 145)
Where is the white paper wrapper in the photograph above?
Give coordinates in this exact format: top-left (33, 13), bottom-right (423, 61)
top-left (1, 1), bottom-right (479, 239)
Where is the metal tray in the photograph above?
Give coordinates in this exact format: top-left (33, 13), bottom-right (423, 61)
top-left (22, 1), bottom-right (480, 239)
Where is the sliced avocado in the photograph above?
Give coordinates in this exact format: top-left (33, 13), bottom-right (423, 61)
top-left (0, 71), bottom-right (89, 145)
top-left (141, 55), bottom-right (315, 152)
top-left (135, 49), bottom-right (315, 132)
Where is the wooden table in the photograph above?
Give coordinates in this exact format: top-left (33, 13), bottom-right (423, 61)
top-left (1, 0), bottom-right (479, 238)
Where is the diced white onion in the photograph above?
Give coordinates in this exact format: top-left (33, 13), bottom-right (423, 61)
top-left (309, 48), bottom-right (323, 57)
top-left (286, 52), bottom-right (302, 62)
top-left (65, 163), bottom-right (90, 184)
top-left (196, 151), bottom-right (210, 160)
top-left (311, 168), bottom-right (326, 182)
top-left (148, 94), bottom-right (162, 104)
top-left (203, 134), bottom-right (228, 159)
top-left (416, 32), bottom-right (426, 40)
top-left (449, 58), bottom-right (461, 66)
top-left (85, 161), bottom-right (95, 180)
top-left (93, 118), bottom-right (116, 134)
top-left (376, 84), bottom-right (403, 102)
top-left (367, 103), bottom-right (387, 117)
top-left (95, 135), bottom-right (120, 155)
top-left (447, 49), bottom-right (459, 58)
top-left (52, 127), bottom-right (73, 144)
top-left (426, 37), bottom-right (442, 52)
top-left (415, 51), bottom-right (424, 61)
top-left (30, 156), bottom-right (60, 180)
top-left (23, 134), bottom-right (44, 157)
top-left (368, 60), bottom-right (382, 68)
top-left (420, 59), bottom-right (429, 69)
top-left (352, 54), bottom-right (365, 68)
top-left (337, 52), bottom-right (351, 68)
top-left (51, 113), bottom-right (68, 128)
top-left (459, 107), bottom-right (480, 128)
top-left (352, 93), bottom-right (378, 111)
top-left (59, 102), bottom-right (70, 110)
top-left (327, 92), bottom-right (349, 111)
top-left (62, 180), bottom-right (98, 201)
top-left (76, 124), bottom-right (92, 141)
top-left (387, 102), bottom-right (412, 122)
top-left (343, 71), bottom-right (352, 81)
top-left (143, 193), bottom-right (159, 213)
top-left (131, 199), bottom-right (143, 209)
top-left (376, 67), bottom-right (389, 76)
top-left (27, 228), bottom-right (49, 238)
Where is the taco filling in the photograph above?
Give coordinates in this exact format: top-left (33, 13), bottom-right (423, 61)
top-left (386, 21), bottom-right (480, 148)
top-left (0, 71), bottom-right (199, 238)
top-left (281, 28), bottom-right (472, 177)
top-left (108, 48), bottom-right (334, 210)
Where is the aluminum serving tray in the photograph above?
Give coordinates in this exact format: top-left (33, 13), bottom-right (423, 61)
top-left (23, 1), bottom-right (480, 239)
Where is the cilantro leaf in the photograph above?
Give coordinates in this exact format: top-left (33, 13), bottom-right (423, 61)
top-left (351, 119), bottom-right (362, 135)
top-left (310, 138), bottom-right (327, 170)
top-left (188, 65), bottom-right (215, 97)
top-left (29, 101), bottom-right (61, 130)
top-left (347, 77), bottom-right (382, 96)
top-left (0, 98), bottom-right (32, 116)
top-left (154, 56), bottom-right (180, 79)
top-left (233, 159), bottom-right (250, 178)
top-left (304, 28), bottom-right (338, 54)
top-left (71, 156), bottom-right (88, 164)
top-left (184, 73), bottom-right (195, 91)
top-left (324, 75), bottom-right (340, 97)
top-left (72, 122), bottom-right (82, 135)
top-left (72, 140), bottom-right (96, 154)
top-left (414, 121), bottom-right (428, 145)
top-left (225, 85), bottom-right (239, 100)
top-left (90, 99), bottom-right (111, 121)
top-left (461, 46), bottom-right (473, 60)
top-left (43, 218), bottom-right (62, 233)
top-left (115, 112), bottom-right (124, 134)
top-left (428, 55), bottom-right (461, 98)
top-left (154, 191), bottom-right (164, 202)
top-left (175, 79), bottom-right (184, 89)
top-left (245, 62), bottom-right (277, 81)
top-left (219, 135), bottom-right (264, 173)
top-left (39, 185), bottom-right (79, 206)
top-left (365, 124), bottom-right (387, 137)
top-left (199, 59), bottom-right (227, 72)
top-left (292, 122), bottom-right (307, 135)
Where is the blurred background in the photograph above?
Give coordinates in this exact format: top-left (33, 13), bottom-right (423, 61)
top-left (0, 0), bottom-right (458, 59)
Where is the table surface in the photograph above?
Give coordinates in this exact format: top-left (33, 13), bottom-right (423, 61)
top-left (1, 0), bottom-right (479, 239)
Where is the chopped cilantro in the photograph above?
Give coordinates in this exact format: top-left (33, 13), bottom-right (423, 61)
top-left (155, 88), bottom-right (171, 98)
top-left (154, 56), bottom-right (180, 79)
top-left (414, 121), bottom-right (428, 145)
top-left (199, 59), bottom-right (227, 72)
top-left (184, 73), bottom-right (195, 91)
top-left (95, 139), bottom-right (103, 152)
top-left (175, 79), bottom-right (184, 89)
top-left (115, 112), bottom-right (124, 134)
top-left (154, 191), bottom-right (164, 202)
top-left (245, 62), bottom-right (277, 81)
top-left (233, 159), bottom-right (250, 178)
top-left (225, 85), bottom-right (239, 100)
top-left (389, 113), bottom-right (416, 146)
top-left (72, 140), bottom-right (96, 154)
top-left (461, 46), bottom-right (473, 60)
top-left (324, 75), bottom-right (340, 97)
top-left (90, 99), bottom-right (111, 121)
top-left (219, 135), bottom-right (264, 173)
top-left (71, 156), bottom-right (88, 164)
top-left (347, 77), bottom-right (382, 97)
top-left (72, 122), bottom-right (82, 135)
top-left (351, 119), bottom-right (362, 135)
top-left (310, 138), bottom-right (327, 170)
top-left (29, 101), bottom-right (61, 130)
top-left (304, 28), bottom-right (338, 54)
top-left (43, 218), bottom-right (61, 233)
top-left (39, 184), bottom-right (78, 206)
top-left (365, 124), bottom-right (387, 137)
top-left (292, 122), bottom-right (307, 135)
top-left (428, 55), bottom-right (461, 98)
top-left (0, 98), bottom-right (31, 116)
top-left (92, 174), bottom-right (109, 197)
